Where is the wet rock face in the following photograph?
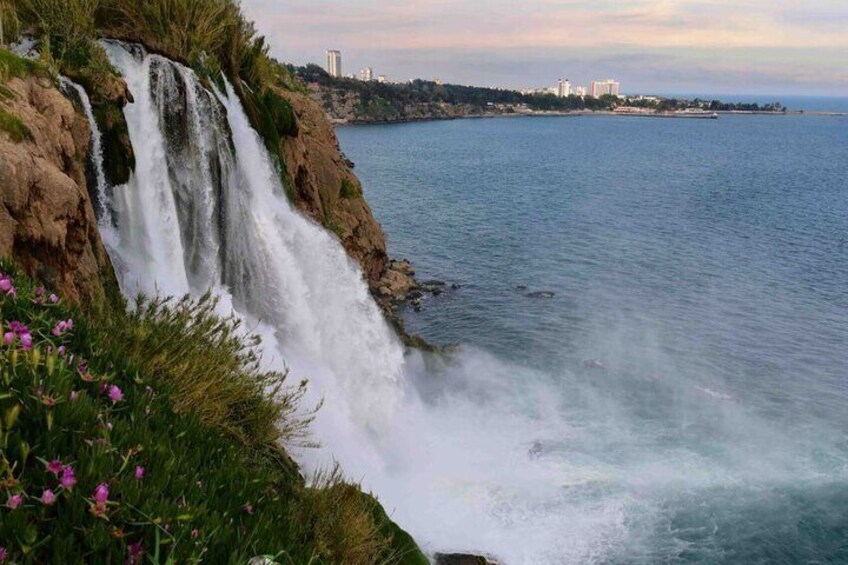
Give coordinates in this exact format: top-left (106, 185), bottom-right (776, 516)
top-left (435, 553), bottom-right (501, 565)
top-left (65, 66), bottom-right (136, 188)
top-left (0, 74), bottom-right (114, 303)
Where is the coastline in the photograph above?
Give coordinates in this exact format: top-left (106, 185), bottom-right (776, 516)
top-left (331, 108), bottom-right (846, 127)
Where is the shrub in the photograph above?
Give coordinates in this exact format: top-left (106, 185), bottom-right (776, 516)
top-left (340, 178), bottom-right (362, 199)
top-left (0, 2), bottom-right (20, 45)
top-left (88, 293), bottom-right (315, 452)
top-left (0, 262), bottom-right (427, 563)
top-left (0, 48), bottom-right (45, 81)
top-left (15, 0), bottom-right (100, 69)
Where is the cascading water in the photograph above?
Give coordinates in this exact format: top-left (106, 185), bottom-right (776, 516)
top-left (59, 77), bottom-right (113, 226)
top-left (71, 41), bottom-right (846, 565)
top-left (101, 41), bottom-right (405, 435)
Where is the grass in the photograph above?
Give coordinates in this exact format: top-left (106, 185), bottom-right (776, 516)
top-left (0, 106), bottom-right (31, 142)
top-left (340, 178), bottom-right (363, 199)
top-left (0, 48), bottom-right (47, 82)
top-left (0, 261), bottom-right (427, 563)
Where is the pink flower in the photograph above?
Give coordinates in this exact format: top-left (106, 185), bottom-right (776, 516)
top-left (35, 287), bottom-right (45, 296)
top-left (58, 345), bottom-right (66, 357)
top-left (0, 276), bottom-right (16, 297)
top-left (108, 385), bottom-right (124, 404)
top-left (46, 459), bottom-right (64, 475)
top-left (49, 294), bottom-right (59, 304)
top-left (69, 390), bottom-right (80, 402)
top-left (0, 545), bottom-right (6, 563)
top-left (20, 333), bottom-right (32, 350)
top-left (2, 332), bottom-right (13, 346)
top-left (60, 466), bottom-right (77, 490)
top-left (242, 503), bottom-right (254, 515)
top-left (6, 493), bottom-right (22, 510)
top-left (41, 489), bottom-right (56, 505)
top-left (52, 319), bottom-right (73, 336)
top-left (127, 541), bottom-right (144, 564)
top-left (191, 529), bottom-right (200, 539)
top-left (93, 483), bottom-right (109, 504)
top-left (134, 466), bottom-right (145, 481)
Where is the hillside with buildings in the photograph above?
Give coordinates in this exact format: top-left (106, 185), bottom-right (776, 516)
top-left (296, 64), bottom-right (617, 124)
top-left (297, 51), bottom-right (786, 124)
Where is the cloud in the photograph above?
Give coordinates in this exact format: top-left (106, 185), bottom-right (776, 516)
top-left (241, 0), bottom-right (848, 95)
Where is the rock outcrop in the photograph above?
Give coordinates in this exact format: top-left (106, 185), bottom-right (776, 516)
top-left (275, 87), bottom-right (389, 289)
top-left (435, 553), bottom-right (501, 565)
top-left (0, 72), bottom-right (114, 304)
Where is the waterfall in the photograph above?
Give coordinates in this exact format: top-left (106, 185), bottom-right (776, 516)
top-left (59, 77), bottom-right (113, 226)
top-left (101, 41), bottom-right (405, 433)
top-left (89, 41), bottom-right (607, 565)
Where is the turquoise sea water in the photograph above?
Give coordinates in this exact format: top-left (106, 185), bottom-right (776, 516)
top-left (338, 114), bottom-right (848, 563)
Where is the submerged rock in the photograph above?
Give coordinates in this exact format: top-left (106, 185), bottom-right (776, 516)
top-left (583, 359), bottom-right (606, 370)
top-left (525, 290), bottom-right (556, 298)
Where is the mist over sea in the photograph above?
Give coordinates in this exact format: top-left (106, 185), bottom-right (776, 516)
top-left (338, 113), bottom-right (848, 563)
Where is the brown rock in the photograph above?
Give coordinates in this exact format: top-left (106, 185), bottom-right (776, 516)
top-left (435, 553), bottom-right (501, 565)
top-left (274, 87), bottom-right (389, 289)
top-left (0, 74), bottom-right (114, 304)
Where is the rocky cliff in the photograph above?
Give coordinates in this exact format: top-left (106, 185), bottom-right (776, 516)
top-left (275, 87), bottom-right (415, 296)
top-left (308, 82), bottom-right (501, 124)
top-left (0, 51), bottom-right (414, 324)
top-left (0, 69), bottom-right (114, 304)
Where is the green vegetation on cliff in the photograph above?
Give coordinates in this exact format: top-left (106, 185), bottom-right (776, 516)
top-left (9, 0), bottom-right (302, 193)
top-left (0, 262), bottom-right (427, 564)
top-left (0, 105), bottom-right (29, 141)
top-left (297, 64), bottom-right (617, 122)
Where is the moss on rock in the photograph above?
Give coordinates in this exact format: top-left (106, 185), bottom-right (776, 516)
top-left (92, 102), bottom-right (135, 186)
top-left (0, 106), bottom-right (32, 142)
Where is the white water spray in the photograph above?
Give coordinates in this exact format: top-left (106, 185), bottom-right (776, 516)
top-left (69, 42), bottom-right (840, 565)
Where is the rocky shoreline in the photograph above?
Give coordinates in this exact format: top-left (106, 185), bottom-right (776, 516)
top-left (373, 258), bottom-right (460, 351)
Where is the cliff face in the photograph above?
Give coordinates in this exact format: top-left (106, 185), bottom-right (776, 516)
top-left (0, 58), bottom-right (402, 315)
top-left (308, 83), bottom-right (495, 124)
top-left (0, 72), bottom-right (114, 303)
top-left (275, 87), bottom-right (390, 287)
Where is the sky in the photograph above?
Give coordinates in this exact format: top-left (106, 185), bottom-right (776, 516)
top-left (241, 0), bottom-right (848, 96)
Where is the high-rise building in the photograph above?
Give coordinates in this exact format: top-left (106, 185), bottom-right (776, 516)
top-left (573, 86), bottom-right (588, 97)
top-left (557, 78), bottom-right (571, 98)
top-left (590, 79), bottom-right (621, 97)
top-left (327, 50), bottom-right (342, 78)
top-left (377, 75), bottom-right (387, 84)
top-left (359, 67), bottom-right (373, 81)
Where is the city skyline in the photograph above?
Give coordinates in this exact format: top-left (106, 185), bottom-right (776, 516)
top-left (241, 0), bottom-right (847, 96)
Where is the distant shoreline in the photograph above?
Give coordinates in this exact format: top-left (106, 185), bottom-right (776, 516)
top-left (331, 108), bottom-right (847, 126)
